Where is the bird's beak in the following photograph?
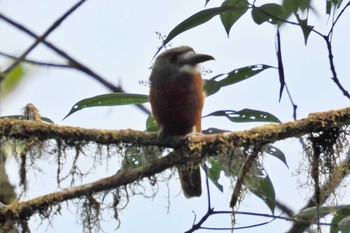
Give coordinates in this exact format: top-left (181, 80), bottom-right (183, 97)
top-left (180, 51), bottom-right (215, 65)
top-left (190, 53), bottom-right (215, 65)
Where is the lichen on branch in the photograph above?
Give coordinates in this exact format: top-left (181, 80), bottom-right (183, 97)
top-left (1, 106), bottom-right (350, 229)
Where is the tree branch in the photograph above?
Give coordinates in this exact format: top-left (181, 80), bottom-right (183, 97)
top-left (0, 50), bottom-right (72, 69)
top-left (324, 36), bottom-right (350, 99)
top-left (0, 10), bottom-right (151, 115)
top-left (328, 1), bottom-right (350, 38)
top-left (3, 0), bottom-right (87, 75)
top-left (1, 106), bottom-right (350, 227)
top-left (0, 151), bottom-right (187, 224)
top-left (0, 11), bottom-right (121, 92)
top-left (2, 106), bottom-right (350, 148)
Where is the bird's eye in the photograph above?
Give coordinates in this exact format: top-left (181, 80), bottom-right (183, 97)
top-left (170, 54), bottom-right (179, 63)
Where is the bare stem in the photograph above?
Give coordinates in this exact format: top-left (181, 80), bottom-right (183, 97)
top-left (3, 0), bottom-right (87, 75)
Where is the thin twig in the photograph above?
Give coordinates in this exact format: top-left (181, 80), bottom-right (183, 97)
top-left (3, 0), bottom-right (87, 75)
top-left (328, 1), bottom-right (350, 38)
top-left (284, 83), bottom-right (298, 120)
top-left (248, 3), bottom-right (324, 38)
top-left (324, 36), bottom-right (350, 99)
top-left (254, 0), bottom-right (350, 103)
top-left (186, 208), bottom-right (332, 232)
top-left (0, 11), bottom-right (151, 115)
top-left (0, 11), bottom-right (120, 91)
top-left (216, 210), bottom-right (332, 226)
top-left (203, 163), bottom-right (212, 210)
top-left (185, 208), bottom-right (214, 233)
top-left (326, 4), bottom-right (350, 89)
top-left (275, 30), bottom-right (298, 120)
top-left (0, 51), bottom-right (72, 69)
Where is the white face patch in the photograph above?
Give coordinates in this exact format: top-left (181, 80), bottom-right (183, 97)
top-left (180, 50), bottom-right (196, 60)
top-left (179, 64), bottom-right (198, 73)
top-left (178, 50), bottom-right (198, 73)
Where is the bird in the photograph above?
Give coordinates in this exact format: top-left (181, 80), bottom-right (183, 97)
top-left (149, 46), bottom-right (214, 198)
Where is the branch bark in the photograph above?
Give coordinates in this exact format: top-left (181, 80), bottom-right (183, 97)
top-left (1, 106), bottom-right (350, 225)
top-left (1, 106), bottom-right (350, 148)
top-left (0, 151), bottom-right (187, 224)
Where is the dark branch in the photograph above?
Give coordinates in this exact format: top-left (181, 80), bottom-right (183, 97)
top-left (328, 1), bottom-right (350, 38)
top-left (186, 209), bottom-right (332, 232)
top-left (0, 51), bottom-right (72, 69)
top-left (2, 106), bottom-right (350, 148)
top-left (248, 3), bottom-right (323, 37)
top-left (3, 0), bottom-right (87, 75)
top-left (1, 106), bottom-right (350, 227)
top-left (0, 11), bottom-right (151, 115)
top-left (0, 151), bottom-right (186, 224)
top-left (324, 36), bottom-right (350, 99)
top-left (0, 11), bottom-right (117, 91)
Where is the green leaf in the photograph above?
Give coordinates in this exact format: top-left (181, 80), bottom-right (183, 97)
top-left (335, 0), bottom-right (344, 9)
top-left (203, 79), bottom-right (222, 96)
top-left (218, 64), bottom-right (274, 86)
top-left (327, 0), bottom-right (333, 14)
top-left (0, 64), bottom-right (25, 97)
top-left (282, 0), bottom-right (311, 13)
top-left (245, 169), bottom-right (276, 213)
top-left (327, 0), bottom-right (344, 15)
top-left (251, 3), bottom-right (284, 25)
top-left (296, 17), bottom-right (314, 45)
top-left (331, 206), bottom-right (350, 233)
top-left (263, 145), bottom-right (288, 168)
top-left (159, 6), bottom-right (237, 50)
top-left (297, 0), bottom-right (312, 11)
top-left (204, 64), bottom-right (274, 96)
top-left (290, 0), bottom-right (314, 45)
top-left (205, 158), bottom-right (224, 192)
top-left (281, 0), bottom-right (295, 20)
top-left (120, 147), bottom-right (144, 171)
top-left (295, 205), bottom-right (347, 222)
top-left (339, 216), bottom-right (350, 233)
top-left (203, 109), bottom-right (281, 123)
top-left (119, 146), bottom-right (162, 173)
top-left (0, 115), bottom-right (54, 123)
top-left (281, 0), bottom-right (311, 23)
top-left (64, 93), bottom-right (149, 119)
top-left (220, 0), bottom-right (248, 36)
top-left (146, 115), bottom-right (158, 132)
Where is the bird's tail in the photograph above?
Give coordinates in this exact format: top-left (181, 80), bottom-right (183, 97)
top-left (178, 164), bottom-right (202, 198)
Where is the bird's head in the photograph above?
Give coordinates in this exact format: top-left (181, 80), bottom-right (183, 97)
top-left (150, 46), bottom-right (214, 83)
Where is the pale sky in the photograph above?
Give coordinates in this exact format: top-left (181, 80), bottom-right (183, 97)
top-left (0, 0), bottom-right (350, 232)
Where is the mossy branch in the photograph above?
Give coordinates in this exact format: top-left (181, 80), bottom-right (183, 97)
top-left (0, 151), bottom-right (186, 224)
top-left (1, 106), bottom-right (350, 224)
top-left (1, 107), bottom-right (350, 148)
